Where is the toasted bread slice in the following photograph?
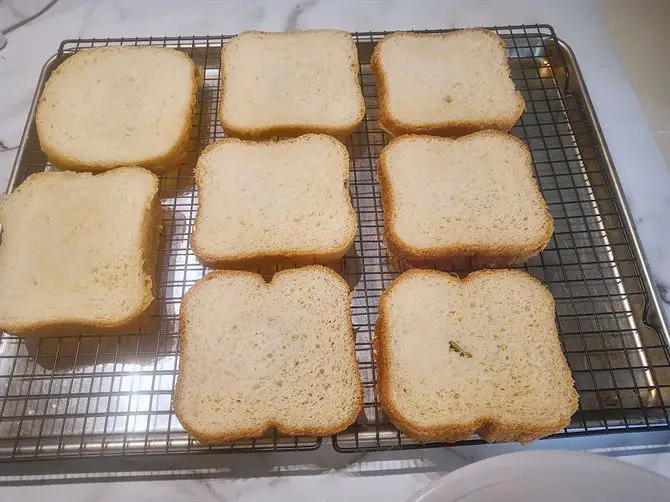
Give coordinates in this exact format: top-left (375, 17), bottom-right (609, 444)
top-left (0, 168), bottom-right (161, 336)
top-left (174, 265), bottom-right (363, 441)
top-left (371, 29), bottom-right (525, 136)
top-left (219, 30), bottom-right (365, 138)
top-left (376, 269), bottom-right (578, 443)
top-left (379, 131), bottom-right (553, 268)
top-left (36, 46), bottom-right (197, 173)
top-left (191, 134), bottom-right (357, 269)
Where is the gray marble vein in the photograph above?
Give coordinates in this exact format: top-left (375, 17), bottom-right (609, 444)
top-left (285, 0), bottom-right (319, 31)
top-left (0, 141), bottom-right (18, 152)
top-left (656, 282), bottom-right (670, 305)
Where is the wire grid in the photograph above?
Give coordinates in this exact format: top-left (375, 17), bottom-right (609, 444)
top-left (0, 33), bottom-right (324, 461)
top-left (1, 25), bottom-right (669, 461)
top-left (332, 25), bottom-right (670, 451)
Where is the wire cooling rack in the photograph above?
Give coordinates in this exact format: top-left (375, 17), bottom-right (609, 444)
top-left (1, 24), bottom-right (669, 461)
top-left (334, 25), bottom-right (670, 452)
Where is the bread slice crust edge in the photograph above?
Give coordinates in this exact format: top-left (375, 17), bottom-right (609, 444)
top-left (218, 30), bottom-right (365, 139)
top-left (374, 268), bottom-right (579, 444)
top-left (0, 168), bottom-right (161, 336)
top-left (191, 135), bottom-right (358, 269)
top-left (378, 130), bottom-right (554, 268)
top-left (35, 47), bottom-right (198, 174)
top-left (173, 265), bottom-right (364, 441)
top-left (371, 29), bottom-right (525, 137)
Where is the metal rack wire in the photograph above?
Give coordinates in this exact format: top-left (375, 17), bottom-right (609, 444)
top-left (333, 25), bottom-right (670, 452)
top-left (1, 25), bottom-right (669, 461)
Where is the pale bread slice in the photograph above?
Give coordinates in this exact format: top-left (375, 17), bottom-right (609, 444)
top-left (0, 168), bottom-right (161, 336)
top-left (191, 134), bottom-right (357, 269)
top-left (376, 269), bottom-right (578, 444)
top-left (174, 265), bottom-right (363, 441)
top-left (36, 46), bottom-right (197, 173)
top-left (371, 29), bottom-right (525, 136)
top-left (379, 131), bottom-right (553, 268)
top-left (219, 30), bottom-right (365, 138)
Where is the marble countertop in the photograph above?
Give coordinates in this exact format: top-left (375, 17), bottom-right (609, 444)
top-left (1, 0), bottom-right (670, 498)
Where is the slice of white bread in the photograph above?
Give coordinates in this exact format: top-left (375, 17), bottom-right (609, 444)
top-left (379, 131), bottom-right (553, 268)
top-left (376, 269), bottom-right (578, 443)
top-left (371, 29), bottom-right (525, 136)
top-left (0, 168), bottom-right (161, 336)
top-left (191, 134), bottom-right (357, 268)
top-left (36, 46), bottom-right (197, 173)
top-left (219, 30), bottom-right (365, 138)
top-left (174, 265), bottom-right (363, 441)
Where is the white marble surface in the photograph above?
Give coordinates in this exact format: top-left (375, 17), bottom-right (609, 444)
top-left (2, 444), bottom-right (670, 500)
top-left (1, 0), bottom-right (670, 498)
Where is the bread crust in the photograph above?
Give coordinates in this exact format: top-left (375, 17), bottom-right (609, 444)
top-left (36, 47), bottom-right (198, 174)
top-left (378, 130), bottom-right (553, 269)
top-left (371, 29), bottom-right (525, 137)
top-left (191, 135), bottom-right (357, 269)
top-left (0, 168), bottom-right (161, 336)
top-left (375, 268), bottom-right (579, 444)
top-left (218, 30), bottom-right (365, 139)
top-left (173, 265), bottom-right (363, 442)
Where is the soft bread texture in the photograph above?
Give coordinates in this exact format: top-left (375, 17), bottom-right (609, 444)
top-left (174, 265), bottom-right (363, 441)
top-left (371, 29), bottom-right (525, 136)
top-left (376, 269), bottom-right (578, 444)
top-left (0, 168), bottom-right (161, 336)
top-left (379, 131), bottom-right (553, 268)
top-left (191, 134), bottom-right (357, 268)
top-left (36, 46), bottom-right (197, 173)
top-left (219, 30), bottom-right (365, 138)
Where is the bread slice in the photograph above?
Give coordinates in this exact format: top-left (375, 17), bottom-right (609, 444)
top-left (191, 134), bottom-right (357, 268)
top-left (219, 30), bottom-right (365, 138)
top-left (174, 265), bottom-right (363, 441)
top-left (376, 269), bottom-right (578, 444)
top-left (0, 168), bottom-right (161, 336)
top-left (36, 46), bottom-right (197, 173)
top-left (371, 29), bottom-right (525, 136)
top-left (379, 131), bottom-right (553, 268)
